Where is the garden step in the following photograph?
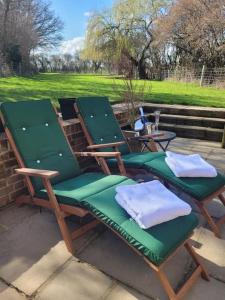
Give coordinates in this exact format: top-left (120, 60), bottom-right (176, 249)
top-left (144, 103), bottom-right (225, 119)
top-left (158, 123), bottom-right (223, 142)
top-left (148, 114), bottom-right (225, 129)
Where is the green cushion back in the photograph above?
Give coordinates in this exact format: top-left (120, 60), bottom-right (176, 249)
top-left (76, 97), bottom-right (130, 154)
top-left (1, 100), bottom-right (81, 190)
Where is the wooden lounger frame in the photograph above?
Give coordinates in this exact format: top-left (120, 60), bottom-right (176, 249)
top-left (74, 102), bottom-right (225, 239)
top-left (0, 109), bottom-right (209, 300)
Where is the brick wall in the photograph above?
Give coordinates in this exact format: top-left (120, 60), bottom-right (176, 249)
top-left (0, 108), bottom-right (129, 208)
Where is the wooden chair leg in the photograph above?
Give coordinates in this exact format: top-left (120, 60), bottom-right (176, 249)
top-left (16, 195), bottom-right (33, 206)
top-left (55, 213), bottom-right (100, 253)
top-left (156, 265), bottom-right (202, 300)
top-left (55, 213), bottom-right (74, 254)
top-left (197, 203), bottom-right (221, 238)
top-left (184, 242), bottom-right (209, 281)
top-left (157, 269), bottom-right (177, 300)
top-left (116, 155), bottom-right (127, 176)
top-left (71, 219), bottom-right (100, 240)
top-left (155, 241), bottom-right (209, 300)
top-left (218, 193), bottom-right (225, 206)
top-left (98, 157), bottom-right (111, 175)
top-left (148, 139), bottom-right (158, 152)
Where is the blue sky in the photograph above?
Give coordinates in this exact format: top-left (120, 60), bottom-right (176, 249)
top-left (51, 0), bottom-right (113, 51)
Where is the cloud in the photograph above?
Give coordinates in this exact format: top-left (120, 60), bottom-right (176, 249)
top-left (84, 11), bottom-right (93, 17)
top-left (59, 37), bottom-right (85, 55)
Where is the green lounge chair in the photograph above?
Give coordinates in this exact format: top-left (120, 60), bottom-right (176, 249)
top-left (75, 96), bottom-right (225, 238)
top-left (0, 99), bottom-right (208, 300)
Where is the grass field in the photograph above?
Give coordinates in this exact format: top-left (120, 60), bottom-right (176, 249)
top-left (1, 73), bottom-right (225, 107)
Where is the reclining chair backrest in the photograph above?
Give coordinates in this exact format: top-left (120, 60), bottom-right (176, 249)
top-left (76, 97), bottom-right (130, 154)
top-left (0, 100), bottom-right (81, 191)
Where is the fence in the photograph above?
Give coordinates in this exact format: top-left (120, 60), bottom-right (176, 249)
top-left (155, 67), bottom-right (225, 88)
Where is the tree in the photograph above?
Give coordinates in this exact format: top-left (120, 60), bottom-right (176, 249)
top-left (0, 0), bottom-right (63, 75)
top-left (6, 44), bottom-right (22, 73)
top-left (83, 0), bottom-right (171, 79)
top-left (162, 0), bottom-right (225, 68)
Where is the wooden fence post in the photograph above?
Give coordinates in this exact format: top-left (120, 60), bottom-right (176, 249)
top-left (222, 125), bottom-right (225, 148)
top-left (200, 65), bottom-right (206, 86)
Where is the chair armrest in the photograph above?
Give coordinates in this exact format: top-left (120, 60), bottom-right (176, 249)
top-left (76, 151), bottom-right (126, 176)
top-left (87, 141), bottom-right (126, 150)
top-left (75, 151), bottom-right (120, 158)
top-left (15, 168), bottom-right (59, 179)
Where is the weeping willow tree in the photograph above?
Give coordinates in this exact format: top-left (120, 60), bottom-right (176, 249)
top-left (82, 0), bottom-right (171, 79)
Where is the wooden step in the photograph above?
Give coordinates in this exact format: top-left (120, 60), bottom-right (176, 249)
top-left (144, 103), bottom-right (225, 119)
top-left (158, 123), bottom-right (223, 142)
top-left (148, 114), bottom-right (225, 129)
top-left (113, 103), bottom-right (225, 142)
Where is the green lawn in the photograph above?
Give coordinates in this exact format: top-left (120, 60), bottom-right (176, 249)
top-left (1, 73), bottom-right (225, 107)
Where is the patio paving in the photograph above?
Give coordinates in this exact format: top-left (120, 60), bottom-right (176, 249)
top-left (0, 137), bottom-right (225, 300)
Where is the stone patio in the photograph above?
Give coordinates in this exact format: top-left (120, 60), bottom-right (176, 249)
top-left (0, 137), bottom-right (225, 300)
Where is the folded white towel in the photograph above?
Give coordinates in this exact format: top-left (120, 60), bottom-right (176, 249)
top-left (115, 180), bottom-right (191, 229)
top-left (165, 151), bottom-right (217, 178)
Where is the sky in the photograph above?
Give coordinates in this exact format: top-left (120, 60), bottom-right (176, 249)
top-left (50, 0), bottom-right (114, 54)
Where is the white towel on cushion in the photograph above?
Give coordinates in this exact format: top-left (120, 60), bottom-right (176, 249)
top-left (165, 151), bottom-right (217, 178)
top-left (115, 180), bottom-right (191, 229)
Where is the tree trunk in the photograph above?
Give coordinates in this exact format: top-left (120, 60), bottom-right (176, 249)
top-left (2, 0), bottom-right (11, 53)
top-left (138, 61), bottom-right (148, 79)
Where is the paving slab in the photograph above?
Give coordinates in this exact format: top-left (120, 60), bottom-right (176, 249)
top-left (0, 205), bottom-right (101, 296)
top-left (12, 241), bottom-right (71, 296)
top-left (192, 227), bottom-right (225, 282)
top-left (0, 281), bottom-right (26, 300)
top-left (166, 146), bottom-right (194, 155)
top-left (186, 277), bottom-right (225, 300)
top-left (77, 229), bottom-right (195, 300)
top-left (105, 283), bottom-right (150, 300)
top-left (169, 137), bottom-right (223, 152)
top-left (0, 204), bottom-right (37, 233)
top-left (35, 259), bottom-right (114, 300)
top-left (0, 209), bottom-right (57, 277)
top-left (189, 146), bottom-right (212, 159)
top-left (206, 151), bottom-right (225, 174)
top-left (188, 139), bottom-right (221, 149)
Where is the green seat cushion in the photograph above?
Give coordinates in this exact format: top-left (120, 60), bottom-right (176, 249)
top-left (107, 151), bottom-right (165, 168)
top-left (82, 183), bottom-right (198, 266)
top-left (36, 173), bottom-right (129, 205)
top-left (145, 156), bottom-right (225, 201)
top-left (1, 100), bottom-right (81, 190)
top-left (37, 173), bottom-right (198, 266)
top-left (76, 97), bottom-right (130, 154)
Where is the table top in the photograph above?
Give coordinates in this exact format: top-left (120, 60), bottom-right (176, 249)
top-left (139, 131), bottom-right (176, 143)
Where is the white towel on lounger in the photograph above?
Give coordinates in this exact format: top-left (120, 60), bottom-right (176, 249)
top-left (165, 151), bottom-right (217, 177)
top-left (115, 180), bottom-right (191, 229)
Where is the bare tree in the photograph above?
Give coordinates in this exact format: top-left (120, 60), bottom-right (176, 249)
top-left (162, 0), bottom-right (225, 68)
top-left (0, 0), bottom-right (63, 75)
